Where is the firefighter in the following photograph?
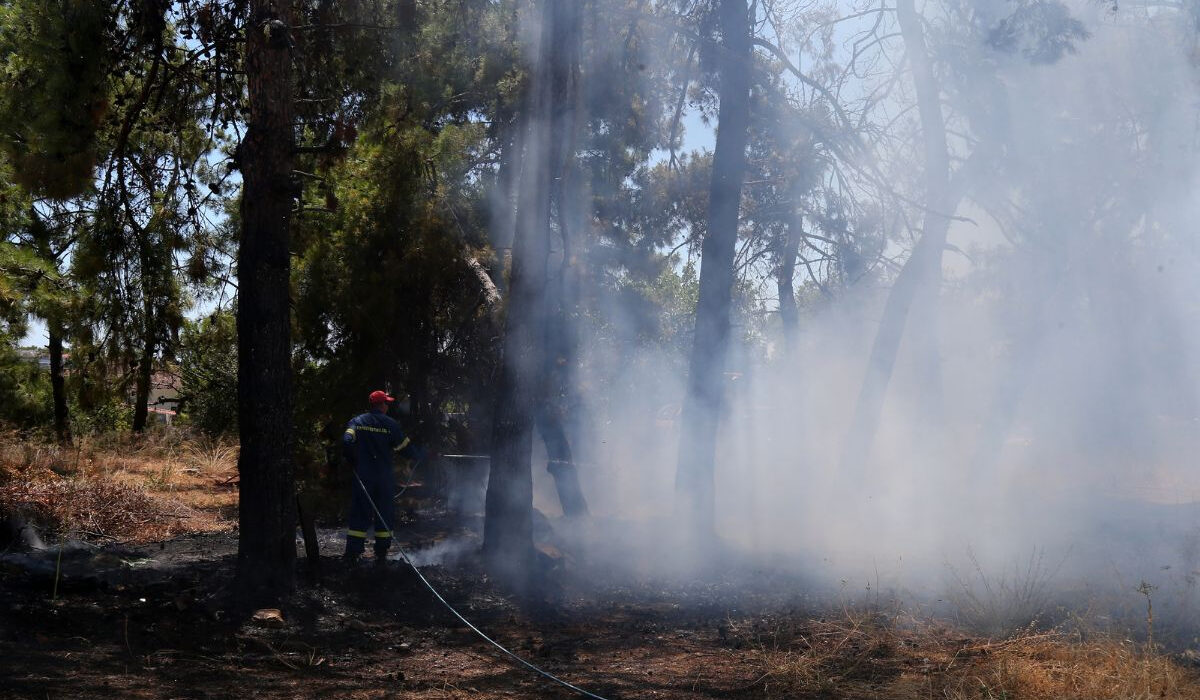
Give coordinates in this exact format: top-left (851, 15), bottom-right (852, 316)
top-left (342, 390), bottom-right (414, 563)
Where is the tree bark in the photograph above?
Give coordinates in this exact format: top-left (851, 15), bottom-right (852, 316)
top-left (537, 408), bottom-right (589, 517)
top-left (46, 319), bottom-right (71, 445)
top-left (131, 270), bottom-right (155, 433)
top-left (675, 0), bottom-right (752, 536)
top-left (484, 0), bottom-right (578, 571)
top-left (235, 0), bottom-right (297, 606)
top-left (838, 0), bottom-right (954, 477)
top-left (539, 14), bottom-right (589, 519)
top-left (492, 126), bottom-right (521, 287)
top-left (777, 212), bottom-right (802, 352)
top-left (131, 340), bottom-right (153, 432)
top-left (29, 212), bottom-right (72, 445)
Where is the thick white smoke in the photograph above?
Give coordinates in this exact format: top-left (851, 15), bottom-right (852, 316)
top-left (505, 0), bottom-right (1200, 642)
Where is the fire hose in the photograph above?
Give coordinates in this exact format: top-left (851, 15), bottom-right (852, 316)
top-left (350, 469), bottom-right (613, 700)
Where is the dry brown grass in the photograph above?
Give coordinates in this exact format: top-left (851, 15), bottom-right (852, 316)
top-left (951, 634), bottom-right (1194, 699)
top-left (0, 429), bottom-right (237, 543)
top-left (0, 478), bottom-right (195, 542)
top-left (750, 611), bottom-right (1200, 699)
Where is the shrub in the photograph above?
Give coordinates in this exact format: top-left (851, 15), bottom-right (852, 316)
top-left (178, 311), bottom-right (237, 436)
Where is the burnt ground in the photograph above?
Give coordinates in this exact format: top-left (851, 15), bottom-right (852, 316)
top-left (0, 505), bottom-right (794, 699)
top-left (4, 504), bottom-right (1200, 699)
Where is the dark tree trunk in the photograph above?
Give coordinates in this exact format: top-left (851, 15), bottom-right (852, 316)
top-left (404, 328), bottom-right (440, 444)
top-left (47, 320), bottom-right (71, 445)
top-left (838, 0), bottom-right (954, 477)
top-left (484, 0), bottom-right (579, 572)
top-left (131, 341), bottom-right (153, 432)
top-left (675, 0), bottom-right (752, 536)
top-left (30, 213), bottom-right (72, 445)
top-left (539, 20), bottom-right (589, 519)
top-left (132, 231), bottom-right (162, 435)
top-left (492, 123), bottom-right (521, 279)
top-left (777, 213), bottom-right (802, 351)
top-left (537, 408), bottom-right (589, 517)
top-left (970, 329), bottom-right (1042, 479)
top-left (131, 285), bottom-right (155, 433)
top-left (235, 0), bottom-right (297, 606)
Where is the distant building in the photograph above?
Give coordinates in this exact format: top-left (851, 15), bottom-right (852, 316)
top-left (147, 370), bottom-right (183, 425)
top-left (19, 347), bottom-right (183, 426)
top-left (16, 348), bottom-right (69, 371)
top-left (16, 348), bottom-right (42, 366)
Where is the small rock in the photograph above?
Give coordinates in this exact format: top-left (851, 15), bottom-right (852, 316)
top-left (251, 608), bottom-right (286, 628)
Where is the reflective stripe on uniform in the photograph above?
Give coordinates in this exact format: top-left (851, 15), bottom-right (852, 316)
top-left (346, 529), bottom-right (367, 538)
top-left (397, 437), bottom-right (410, 451)
top-left (374, 530), bottom-right (392, 538)
top-left (356, 425), bottom-right (391, 434)
top-left (344, 428), bottom-right (356, 441)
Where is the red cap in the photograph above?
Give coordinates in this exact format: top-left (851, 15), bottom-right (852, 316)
top-left (368, 390), bottom-right (395, 404)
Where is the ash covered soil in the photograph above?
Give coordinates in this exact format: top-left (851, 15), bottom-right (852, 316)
top-left (4, 504), bottom-right (1200, 699)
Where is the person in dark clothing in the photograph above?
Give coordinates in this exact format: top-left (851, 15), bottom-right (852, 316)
top-left (342, 390), bottom-right (414, 562)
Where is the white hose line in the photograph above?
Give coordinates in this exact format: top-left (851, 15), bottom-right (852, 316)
top-left (351, 470), bottom-right (613, 700)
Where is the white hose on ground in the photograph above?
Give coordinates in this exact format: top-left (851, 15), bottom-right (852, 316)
top-left (351, 470), bottom-right (614, 700)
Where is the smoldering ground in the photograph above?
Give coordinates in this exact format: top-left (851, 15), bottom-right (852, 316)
top-left (466, 0), bottom-right (1200, 648)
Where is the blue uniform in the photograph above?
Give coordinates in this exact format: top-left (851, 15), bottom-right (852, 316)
top-left (342, 408), bottom-right (409, 557)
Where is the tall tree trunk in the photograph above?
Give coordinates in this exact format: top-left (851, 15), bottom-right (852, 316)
top-left (235, 0), bottom-right (297, 606)
top-left (492, 123), bottom-right (521, 289)
top-left (540, 4), bottom-right (588, 519)
top-left (541, 254), bottom-right (590, 517)
top-left (838, 0), bottom-right (953, 477)
top-left (131, 341), bottom-right (153, 432)
top-left (969, 312), bottom-right (1047, 479)
top-left (131, 282), bottom-right (154, 433)
top-left (404, 324), bottom-right (439, 445)
top-left (777, 212), bottom-right (802, 352)
top-left (46, 319), bottom-right (71, 444)
top-left (675, 0), bottom-right (752, 536)
top-left (29, 212), bottom-right (72, 444)
top-left (484, 0), bottom-right (577, 571)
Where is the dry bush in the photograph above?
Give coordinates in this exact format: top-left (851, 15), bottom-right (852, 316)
top-left (0, 432), bottom-right (79, 481)
top-left (178, 435), bottom-right (238, 477)
top-left (940, 632), bottom-right (1197, 699)
top-left (0, 477), bottom-right (195, 542)
top-left (751, 612), bottom-right (1200, 699)
top-left (748, 607), bottom-right (905, 698)
top-left (945, 547), bottom-right (1065, 638)
top-left (0, 428), bottom-right (237, 543)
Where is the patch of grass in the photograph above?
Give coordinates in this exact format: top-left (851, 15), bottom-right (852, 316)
top-left (0, 428), bottom-right (236, 543)
top-left (0, 477), bottom-right (192, 542)
top-left (749, 611), bottom-right (1200, 699)
top-left (946, 547), bottom-right (1066, 638)
top-left (0, 433), bottom-right (79, 480)
top-left (179, 436), bottom-right (238, 477)
top-left (950, 631), bottom-right (1195, 699)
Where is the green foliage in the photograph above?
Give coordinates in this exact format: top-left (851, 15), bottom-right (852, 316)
top-left (0, 241), bottom-right (41, 331)
top-left (287, 0), bottom-right (532, 435)
top-left (72, 396), bottom-right (132, 434)
top-left (293, 108), bottom-right (500, 423)
top-left (178, 311), bottom-right (237, 436)
top-left (0, 0), bottom-right (116, 198)
top-left (0, 0), bottom-right (911, 447)
top-left (0, 345), bottom-right (51, 428)
top-left (987, 0), bottom-right (1090, 65)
